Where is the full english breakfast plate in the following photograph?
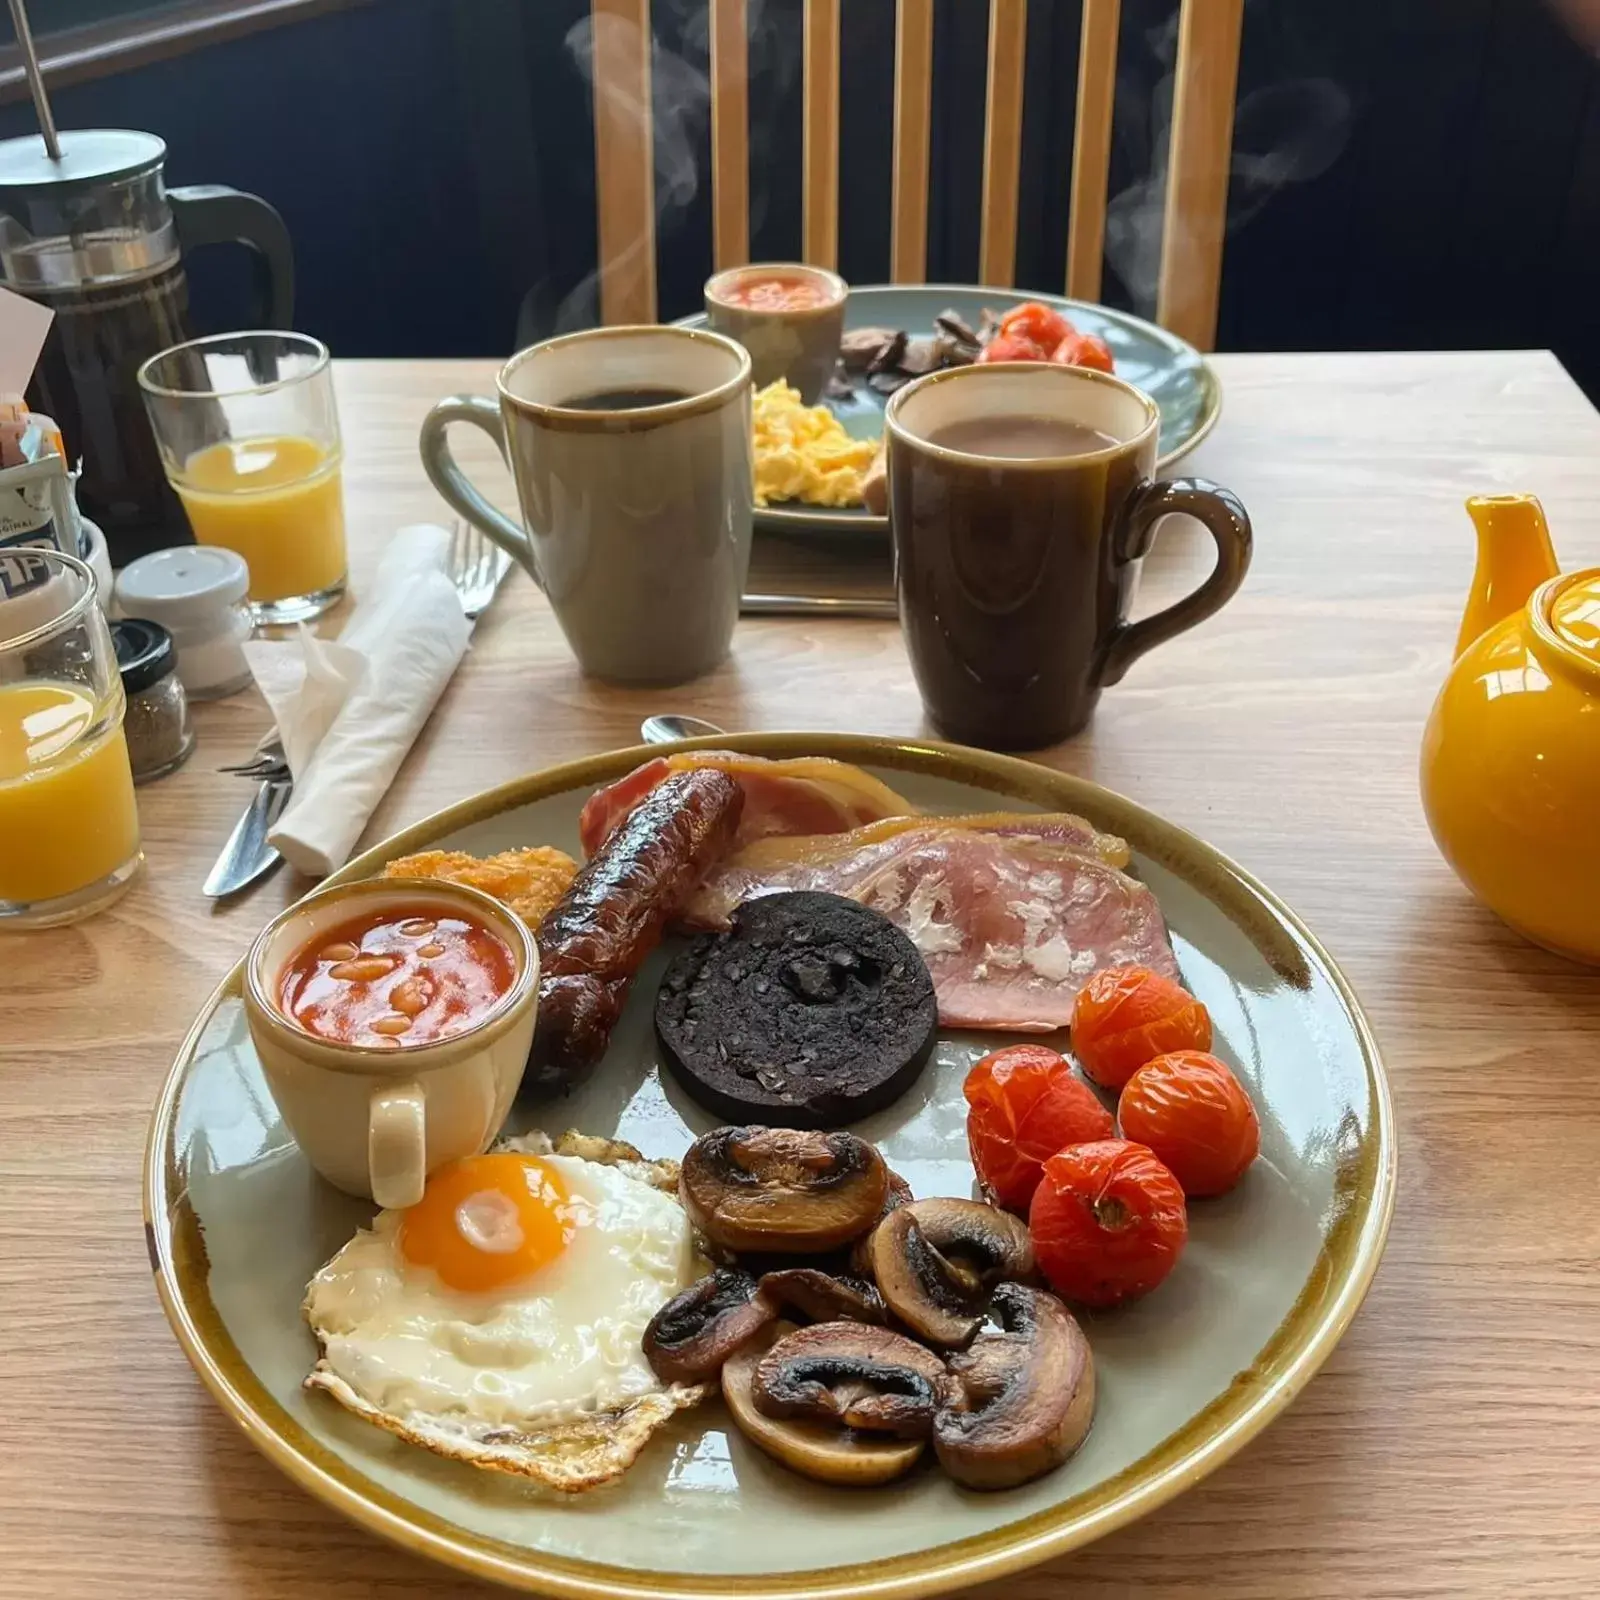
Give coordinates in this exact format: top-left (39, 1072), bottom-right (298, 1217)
top-left (675, 285), bottom-right (1222, 538)
top-left (144, 733), bottom-right (1394, 1600)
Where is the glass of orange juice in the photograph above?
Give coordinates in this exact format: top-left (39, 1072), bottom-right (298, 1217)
top-left (138, 331), bottom-right (347, 624)
top-left (0, 548), bottom-right (142, 927)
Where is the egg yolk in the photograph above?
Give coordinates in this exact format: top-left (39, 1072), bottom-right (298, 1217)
top-left (398, 1154), bottom-right (573, 1292)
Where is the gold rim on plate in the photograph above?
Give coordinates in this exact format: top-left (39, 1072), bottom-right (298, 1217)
top-left (144, 733), bottom-right (1396, 1600)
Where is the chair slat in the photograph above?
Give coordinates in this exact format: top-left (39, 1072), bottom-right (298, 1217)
top-left (890, 0), bottom-right (934, 283)
top-left (1156, 0), bottom-right (1244, 350)
top-left (592, 0), bottom-right (657, 324)
top-left (709, 0), bottom-right (750, 270)
top-left (1065, 0), bottom-right (1120, 302)
top-left (803, 0), bottom-right (841, 268)
top-left (978, 0), bottom-right (1027, 288)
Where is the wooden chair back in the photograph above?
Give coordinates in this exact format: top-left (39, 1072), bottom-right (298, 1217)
top-left (589, 0), bottom-right (1243, 350)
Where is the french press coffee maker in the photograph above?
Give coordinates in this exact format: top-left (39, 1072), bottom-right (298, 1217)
top-left (0, 128), bottom-right (294, 566)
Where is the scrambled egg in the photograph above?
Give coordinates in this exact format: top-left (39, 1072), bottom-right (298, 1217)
top-left (752, 380), bottom-right (880, 508)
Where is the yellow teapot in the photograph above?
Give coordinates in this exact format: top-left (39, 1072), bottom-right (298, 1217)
top-left (1421, 494), bottom-right (1600, 963)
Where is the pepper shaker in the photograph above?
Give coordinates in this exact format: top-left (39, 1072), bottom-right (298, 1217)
top-left (112, 618), bottom-right (195, 782)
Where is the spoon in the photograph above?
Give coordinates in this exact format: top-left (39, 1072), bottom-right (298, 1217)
top-left (641, 714), bottom-right (727, 744)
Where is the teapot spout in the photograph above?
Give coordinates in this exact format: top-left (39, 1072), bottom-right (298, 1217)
top-left (1458, 494), bottom-right (1560, 657)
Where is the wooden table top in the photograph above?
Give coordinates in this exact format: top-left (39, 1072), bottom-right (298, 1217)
top-left (5, 350), bottom-right (1599, 1599)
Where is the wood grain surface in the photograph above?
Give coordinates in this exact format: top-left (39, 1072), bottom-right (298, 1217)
top-left (590, 0), bottom-right (657, 324)
top-left (708, 0), bottom-right (750, 271)
top-left (5, 351), bottom-right (1600, 1598)
top-left (1065, 0), bottom-right (1120, 303)
top-left (890, 0), bottom-right (934, 284)
top-left (977, 0), bottom-right (1027, 289)
top-left (801, 0), bottom-right (841, 270)
top-left (1155, 0), bottom-right (1244, 351)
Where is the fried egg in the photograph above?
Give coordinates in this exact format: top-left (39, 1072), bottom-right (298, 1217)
top-left (304, 1132), bottom-right (705, 1492)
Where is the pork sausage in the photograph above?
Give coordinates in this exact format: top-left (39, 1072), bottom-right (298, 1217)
top-left (524, 767), bottom-right (743, 1097)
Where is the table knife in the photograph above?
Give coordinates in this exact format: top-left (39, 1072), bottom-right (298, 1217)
top-left (740, 593), bottom-right (898, 618)
top-left (203, 777), bottom-right (293, 899)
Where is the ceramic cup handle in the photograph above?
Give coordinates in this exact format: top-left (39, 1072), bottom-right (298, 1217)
top-left (418, 394), bottom-right (544, 589)
top-left (369, 1081), bottom-right (427, 1209)
top-left (1097, 477), bottom-right (1253, 687)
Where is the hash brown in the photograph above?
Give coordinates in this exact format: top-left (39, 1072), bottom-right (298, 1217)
top-left (383, 845), bottom-right (578, 924)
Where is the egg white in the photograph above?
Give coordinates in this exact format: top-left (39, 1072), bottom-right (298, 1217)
top-left (304, 1149), bottom-right (698, 1435)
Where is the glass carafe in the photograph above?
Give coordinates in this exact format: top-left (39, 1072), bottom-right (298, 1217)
top-left (0, 129), bottom-right (294, 567)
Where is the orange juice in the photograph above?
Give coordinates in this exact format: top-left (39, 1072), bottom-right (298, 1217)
top-left (175, 434), bottom-right (346, 603)
top-left (0, 681), bottom-right (140, 906)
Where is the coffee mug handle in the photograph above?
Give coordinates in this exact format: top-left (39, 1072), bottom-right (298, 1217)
top-left (418, 394), bottom-right (544, 589)
top-left (1097, 477), bottom-right (1253, 687)
top-left (369, 1080), bottom-right (427, 1209)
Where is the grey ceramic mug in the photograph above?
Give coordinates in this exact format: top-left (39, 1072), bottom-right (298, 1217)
top-left (420, 326), bottom-right (754, 685)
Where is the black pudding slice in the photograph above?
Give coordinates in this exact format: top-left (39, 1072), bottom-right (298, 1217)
top-left (655, 890), bottom-right (938, 1129)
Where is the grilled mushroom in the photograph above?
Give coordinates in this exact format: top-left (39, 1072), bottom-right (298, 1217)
top-left (865, 329), bottom-right (910, 375)
top-left (752, 1321), bottom-right (948, 1438)
top-left (823, 367), bottom-right (856, 401)
top-left (898, 336), bottom-right (946, 377)
top-left (722, 1323), bottom-right (927, 1486)
top-left (839, 327), bottom-right (903, 371)
top-left (933, 310), bottom-right (982, 355)
top-left (642, 1269), bottom-right (777, 1383)
top-left (865, 1198), bottom-right (1034, 1348)
top-left (680, 1127), bottom-right (890, 1255)
top-left (849, 1165), bottom-right (915, 1276)
top-left (933, 1283), bottom-right (1095, 1490)
top-left (759, 1267), bottom-right (886, 1324)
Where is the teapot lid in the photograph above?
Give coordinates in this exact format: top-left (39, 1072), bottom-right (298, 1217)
top-left (1548, 571), bottom-right (1600, 662)
top-left (0, 129), bottom-right (165, 194)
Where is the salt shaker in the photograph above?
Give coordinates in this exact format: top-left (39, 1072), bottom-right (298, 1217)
top-left (114, 546), bottom-right (253, 700)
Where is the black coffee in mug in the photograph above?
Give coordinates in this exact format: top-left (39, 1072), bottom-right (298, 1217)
top-left (561, 386), bottom-right (692, 410)
top-left (886, 364), bottom-right (1252, 750)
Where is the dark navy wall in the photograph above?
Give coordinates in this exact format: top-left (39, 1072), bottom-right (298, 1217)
top-left (7, 0), bottom-right (1600, 398)
top-left (0, 0), bottom-right (511, 354)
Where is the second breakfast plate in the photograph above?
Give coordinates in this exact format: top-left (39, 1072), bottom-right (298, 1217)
top-left (676, 284), bottom-right (1223, 537)
top-left (145, 734), bottom-right (1394, 1600)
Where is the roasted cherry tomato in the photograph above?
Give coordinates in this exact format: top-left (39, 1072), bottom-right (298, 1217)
top-left (998, 301), bottom-right (1073, 351)
top-left (1028, 1138), bottom-right (1188, 1307)
top-left (963, 1044), bottom-right (1115, 1212)
top-left (1049, 331), bottom-right (1115, 373)
top-left (977, 331), bottom-right (1045, 364)
top-left (1117, 1050), bottom-right (1259, 1197)
top-left (1070, 965), bottom-right (1212, 1091)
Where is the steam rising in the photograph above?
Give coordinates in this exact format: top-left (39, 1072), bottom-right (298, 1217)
top-left (1105, 15), bottom-right (1352, 314)
top-left (540, 3), bottom-right (1349, 340)
top-left (540, 0), bottom-right (795, 336)
top-left (553, 4), bottom-right (712, 332)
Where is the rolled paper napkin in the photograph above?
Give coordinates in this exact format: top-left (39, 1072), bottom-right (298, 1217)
top-left (244, 524), bottom-right (471, 876)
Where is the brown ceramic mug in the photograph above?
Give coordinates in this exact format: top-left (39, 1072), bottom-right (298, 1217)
top-left (885, 362), bottom-right (1251, 749)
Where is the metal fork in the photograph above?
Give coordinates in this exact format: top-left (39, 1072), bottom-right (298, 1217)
top-left (219, 727), bottom-right (288, 782)
top-left (449, 519), bottom-right (513, 620)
